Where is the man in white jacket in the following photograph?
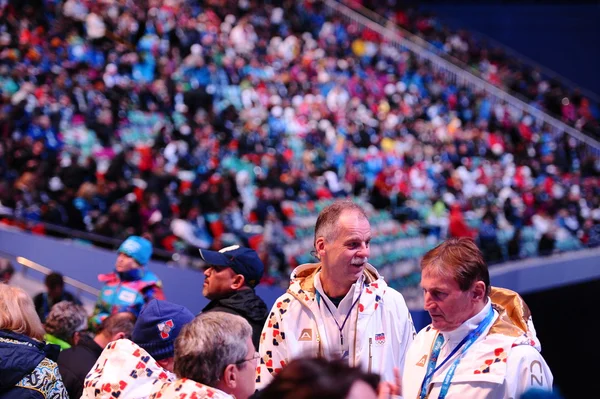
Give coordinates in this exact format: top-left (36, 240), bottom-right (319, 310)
top-left (402, 238), bottom-right (553, 399)
top-left (256, 200), bottom-right (414, 389)
top-left (81, 299), bottom-right (194, 399)
top-left (150, 312), bottom-right (257, 399)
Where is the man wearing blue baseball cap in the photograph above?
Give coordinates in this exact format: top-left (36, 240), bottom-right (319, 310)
top-left (200, 245), bottom-right (268, 350)
top-left (91, 236), bottom-right (165, 330)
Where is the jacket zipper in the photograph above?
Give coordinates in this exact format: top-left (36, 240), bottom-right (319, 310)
top-left (368, 337), bottom-right (373, 373)
top-left (288, 290), bottom-right (326, 358)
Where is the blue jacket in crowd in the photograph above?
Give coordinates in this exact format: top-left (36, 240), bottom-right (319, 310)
top-left (0, 330), bottom-right (68, 399)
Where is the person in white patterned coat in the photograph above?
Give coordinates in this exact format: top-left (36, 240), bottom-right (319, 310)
top-left (256, 200), bottom-right (415, 391)
top-left (150, 312), bottom-right (257, 399)
top-left (402, 238), bottom-right (553, 399)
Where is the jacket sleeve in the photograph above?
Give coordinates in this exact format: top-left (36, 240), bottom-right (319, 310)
top-left (256, 301), bottom-right (289, 390)
top-left (505, 345), bottom-right (553, 397)
top-left (143, 284), bottom-right (166, 302)
top-left (390, 290), bottom-right (416, 377)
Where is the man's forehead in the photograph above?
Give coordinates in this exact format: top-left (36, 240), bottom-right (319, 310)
top-left (420, 270), bottom-right (456, 289)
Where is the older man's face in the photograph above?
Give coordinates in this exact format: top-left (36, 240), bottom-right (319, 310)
top-left (421, 269), bottom-right (476, 332)
top-left (320, 210), bottom-right (371, 286)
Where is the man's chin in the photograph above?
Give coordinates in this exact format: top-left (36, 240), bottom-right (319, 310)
top-left (430, 316), bottom-right (447, 331)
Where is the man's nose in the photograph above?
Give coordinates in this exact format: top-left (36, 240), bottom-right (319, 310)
top-left (423, 291), bottom-right (433, 308)
top-left (357, 243), bottom-right (370, 258)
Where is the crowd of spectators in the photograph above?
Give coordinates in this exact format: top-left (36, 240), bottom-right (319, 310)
top-left (352, 0), bottom-right (600, 138)
top-left (0, 0), bottom-right (599, 281)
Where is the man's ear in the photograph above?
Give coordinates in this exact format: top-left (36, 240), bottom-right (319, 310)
top-left (112, 331), bottom-right (126, 341)
top-left (315, 236), bottom-right (326, 259)
top-left (231, 274), bottom-right (246, 290)
top-left (471, 281), bottom-right (486, 302)
top-left (222, 363), bottom-right (238, 389)
top-left (72, 331), bottom-right (82, 346)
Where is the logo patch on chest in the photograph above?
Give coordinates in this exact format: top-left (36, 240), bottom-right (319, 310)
top-left (299, 328), bottom-right (313, 341)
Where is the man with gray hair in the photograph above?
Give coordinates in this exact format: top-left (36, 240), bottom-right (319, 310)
top-left (44, 300), bottom-right (88, 351)
top-left (150, 312), bottom-right (257, 399)
top-left (257, 200), bottom-right (414, 391)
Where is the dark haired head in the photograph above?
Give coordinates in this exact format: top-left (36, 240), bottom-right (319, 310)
top-left (257, 357), bottom-right (380, 399)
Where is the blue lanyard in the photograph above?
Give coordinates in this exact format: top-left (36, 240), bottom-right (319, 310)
top-left (419, 306), bottom-right (495, 399)
top-left (316, 283), bottom-right (363, 346)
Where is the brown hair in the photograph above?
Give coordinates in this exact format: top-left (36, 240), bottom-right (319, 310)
top-left (421, 238), bottom-right (491, 295)
top-left (314, 200), bottom-right (368, 248)
top-left (0, 284), bottom-right (45, 340)
top-left (99, 312), bottom-right (136, 340)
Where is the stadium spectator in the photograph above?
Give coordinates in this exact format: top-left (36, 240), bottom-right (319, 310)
top-left (402, 238), bottom-right (553, 398)
top-left (91, 235), bottom-right (164, 329)
top-left (0, 258), bottom-right (15, 284)
top-left (150, 312), bottom-right (256, 399)
top-left (0, 284), bottom-right (69, 399)
top-left (199, 245), bottom-right (268, 350)
top-left (43, 300), bottom-right (88, 351)
top-left (0, 0), bottom-right (597, 282)
top-left (57, 312), bottom-right (136, 399)
top-left (257, 200), bottom-right (414, 388)
top-left (82, 299), bottom-right (194, 399)
top-left (357, 2), bottom-right (600, 137)
top-left (34, 271), bottom-right (81, 323)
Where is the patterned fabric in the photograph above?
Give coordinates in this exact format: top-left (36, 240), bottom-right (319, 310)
top-left (81, 339), bottom-right (175, 399)
top-left (256, 262), bottom-right (414, 389)
top-left (15, 358), bottom-right (69, 399)
top-left (0, 331), bottom-right (68, 399)
top-left (402, 295), bottom-right (553, 399)
top-left (149, 378), bottom-right (233, 399)
top-left (473, 347), bottom-right (508, 374)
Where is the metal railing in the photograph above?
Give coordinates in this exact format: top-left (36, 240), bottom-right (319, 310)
top-left (16, 255), bottom-right (100, 298)
top-left (325, 0), bottom-right (600, 156)
top-left (0, 247), bottom-right (100, 299)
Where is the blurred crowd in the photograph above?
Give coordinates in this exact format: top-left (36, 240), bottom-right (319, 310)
top-left (353, 0), bottom-right (600, 138)
top-left (0, 0), bottom-right (599, 280)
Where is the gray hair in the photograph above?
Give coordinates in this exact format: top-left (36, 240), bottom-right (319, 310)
top-left (174, 312), bottom-right (252, 386)
top-left (314, 200), bottom-right (368, 248)
top-left (44, 301), bottom-right (88, 342)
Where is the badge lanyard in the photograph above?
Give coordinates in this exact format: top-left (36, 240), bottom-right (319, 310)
top-left (316, 282), bottom-right (364, 347)
top-left (419, 306), bottom-right (495, 399)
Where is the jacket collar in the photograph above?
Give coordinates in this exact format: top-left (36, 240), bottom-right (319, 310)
top-left (159, 378), bottom-right (233, 398)
top-left (77, 334), bottom-right (104, 357)
top-left (288, 262), bottom-right (382, 304)
top-left (440, 300), bottom-right (492, 346)
top-left (0, 329), bottom-right (60, 360)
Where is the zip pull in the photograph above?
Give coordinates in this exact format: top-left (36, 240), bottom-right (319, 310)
top-left (368, 337), bottom-right (373, 373)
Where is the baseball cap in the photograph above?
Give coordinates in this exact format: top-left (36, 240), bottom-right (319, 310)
top-left (199, 245), bottom-right (264, 288)
top-left (118, 236), bottom-right (153, 266)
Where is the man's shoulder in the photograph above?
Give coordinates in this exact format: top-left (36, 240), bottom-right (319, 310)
top-left (268, 292), bottom-right (299, 318)
top-left (59, 337), bottom-right (101, 362)
top-left (376, 283), bottom-right (409, 308)
top-left (63, 291), bottom-right (81, 304)
top-left (32, 292), bottom-right (45, 304)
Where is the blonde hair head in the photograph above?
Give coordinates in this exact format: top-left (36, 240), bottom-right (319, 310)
top-left (0, 284), bottom-right (45, 340)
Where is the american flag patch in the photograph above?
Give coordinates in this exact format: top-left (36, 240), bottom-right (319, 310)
top-left (375, 333), bottom-right (385, 344)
